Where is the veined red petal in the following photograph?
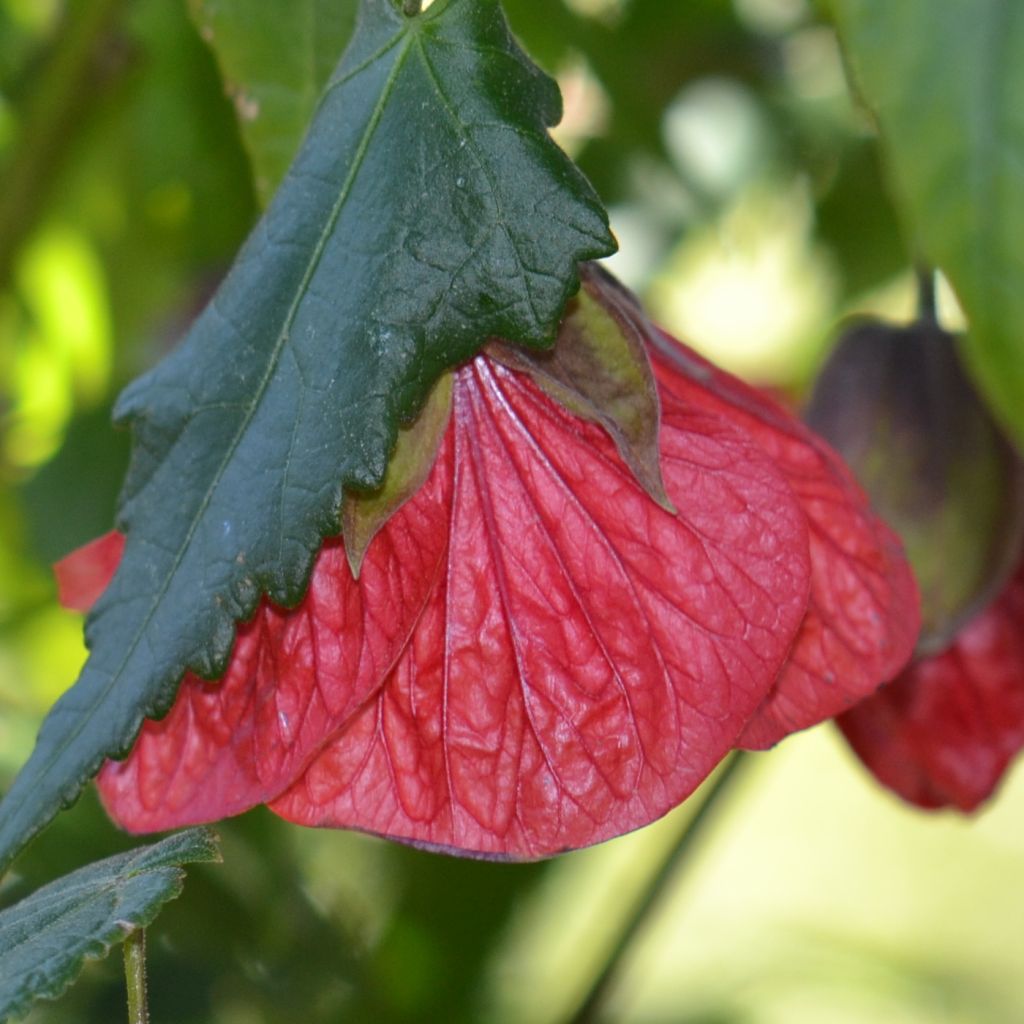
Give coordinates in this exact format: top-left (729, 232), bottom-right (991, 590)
top-left (647, 331), bottom-right (919, 748)
top-left (269, 355), bottom-right (811, 859)
top-left (88, 437), bottom-right (452, 831)
top-left (54, 532), bottom-right (125, 612)
top-left (839, 565), bottom-right (1024, 811)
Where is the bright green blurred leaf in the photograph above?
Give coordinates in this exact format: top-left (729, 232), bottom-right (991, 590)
top-left (4, 225), bottom-right (112, 468)
top-left (188, 0), bottom-right (358, 204)
top-left (832, 0), bottom-right (1024, 447)
top-left (0, 827), bottom-right (219, 1023)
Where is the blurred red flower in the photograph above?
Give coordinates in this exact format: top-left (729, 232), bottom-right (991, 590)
top-left (839, 562), bottom-right (1024, 811)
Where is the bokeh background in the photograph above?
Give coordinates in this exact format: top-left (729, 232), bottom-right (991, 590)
top-left (1, 1), bottom-right (1020, 1021)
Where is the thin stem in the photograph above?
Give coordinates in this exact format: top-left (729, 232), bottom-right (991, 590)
top-left (0, 0), bottom-right (127, 290)
top-left (123, 928), bottom-right (150, 1024)
top-left (567, 751), bottom-right (751, 1024)
top-left (916, 264), bottom-right (938, 324)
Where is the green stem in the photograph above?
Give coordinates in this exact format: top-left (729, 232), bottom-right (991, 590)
top-left (402, 0), bottom-right (424, 15)
top-left (123, 928), bottom-right (150, 1024)
top-left (0, 0), bottom-right (127, 290)
top-left (566, 752), bottom-right (751, 1024)
top-left (916, 264), bottom-right (938, 324)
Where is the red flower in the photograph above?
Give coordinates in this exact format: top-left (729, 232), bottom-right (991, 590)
top-left (839, 562), bottom-right (1024, 811)
top-left (56, 267), bottom-right (918, 859)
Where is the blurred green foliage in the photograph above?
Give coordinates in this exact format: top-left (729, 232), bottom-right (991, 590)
top-left (833, 0), bottom-right (1024, 452)
top-left (1, 1), bottom-right (1022, 1022)
top-left (187, 0), bottom-right (358, 204)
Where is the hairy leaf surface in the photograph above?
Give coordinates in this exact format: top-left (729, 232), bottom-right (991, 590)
top-left (840, 564), bottom-right (1024, 811)
top-left (0, 829), bottom-right (218, 1023)
top-left (269, 356), bottom-right (811, 859)
top-left (832, 0), bottom-right (1024, 448)
top-left (0, 0), bottom-right (614, 874)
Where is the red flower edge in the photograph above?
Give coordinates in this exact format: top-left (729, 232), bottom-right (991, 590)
top-left (56, 532), bottom-right (125, 613)
top-left (645, 333), bottom-right (918, 749)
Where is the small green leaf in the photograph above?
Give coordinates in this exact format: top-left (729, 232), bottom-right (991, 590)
top-left (0, 828), bottom-right (219, 1023)
top-left (188, 0), bottom-right (358, 203)
top-left (831, 0), bottom-right (1024, 447)
top-left (0, 0), bottom-right (613, 875)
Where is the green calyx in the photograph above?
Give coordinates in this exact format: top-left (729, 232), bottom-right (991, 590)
top-left (490, 264), bottom-right (674, 514)
top-left (343, 372), bottom-right (453, 578)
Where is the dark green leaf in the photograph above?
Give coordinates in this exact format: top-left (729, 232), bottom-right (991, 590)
top-left (0, 828), bottom-right (219, 1023)
top-left (0, 0), bottom-right (613, 874)
top-left (831, 0), bottom-right (1024, 447)
top-left (187, 0), bottom-right (358, 203)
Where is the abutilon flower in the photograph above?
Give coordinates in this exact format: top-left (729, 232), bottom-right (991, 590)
top-left (807, 315), bottom-right (1024, 812)
top-left (57, 266), bottom-right (918, 859)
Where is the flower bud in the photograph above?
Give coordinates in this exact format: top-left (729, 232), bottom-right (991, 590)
top-left (806, 318), bottom-right (1024, 655)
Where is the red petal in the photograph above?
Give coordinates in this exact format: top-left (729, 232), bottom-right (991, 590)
top-left (269, 356), bottom-right (811, 859)
top-left (839, 565), bottom-right (1024, 811)
top-left (55, 532), bottom-right (125, 612)
top-left (647, 332), bottom-right (919, 748)
top-left (95, 435), bottom-right (453, 831)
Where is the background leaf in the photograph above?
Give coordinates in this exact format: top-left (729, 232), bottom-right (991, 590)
top-left (0, 0), bottom-right (614, 876)
top-left (831, 0), bottom-right (1024, 447)
top-left (187, 0), bottom-right (358, 203)
top-left (0, 827), bottom-right (219, 1023)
